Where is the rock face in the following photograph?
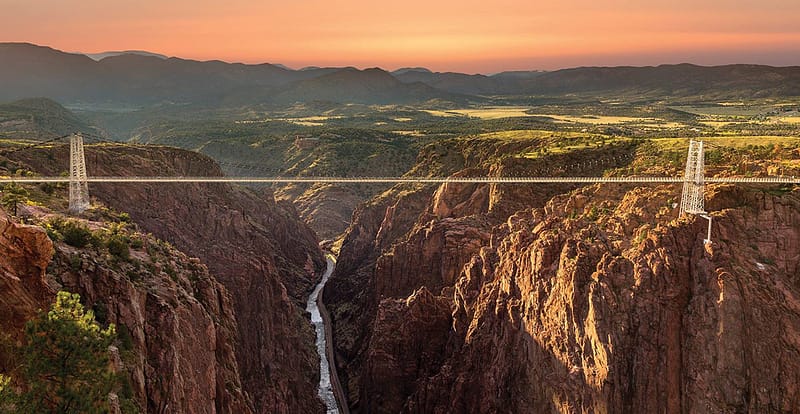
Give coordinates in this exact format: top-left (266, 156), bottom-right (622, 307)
top-left (48, 228), bottom-right (252, 413)
top-left (285, 183), bottom-right (376, 241)
top-left (0, 209), bottom-right (54, 342)
top-left (14, 144), bottom-right (327, 413)
top-left (326, 143), bottom-right (800, 412)
top-left (0, 210), bottom-right (250, 412)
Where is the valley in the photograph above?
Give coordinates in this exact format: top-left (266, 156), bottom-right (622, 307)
top-left (1, 43), bottom-right (800, 413)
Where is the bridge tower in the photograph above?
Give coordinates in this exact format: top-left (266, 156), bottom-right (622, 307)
top-left (679, 139), bottom-right (712, 244)
top-left (68, 133), bottom-right (90, 213)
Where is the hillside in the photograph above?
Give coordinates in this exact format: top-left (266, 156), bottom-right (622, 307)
top-left (269, 67), bottom-right (461, 104)
top-left (395, 64), bottom-right (800, 98)
top-left (527, 64), bottom-right (800, 98)
top-left (0, 98), bottom-right (96, 140)
top-left (0, 43), bottom-right (455, 106)
top-left (0, 43), bottom-right (313, 105)
top-left (394, 70), bottom-right (509, 95)
top-left (195, 128), bottom-right (419, 239)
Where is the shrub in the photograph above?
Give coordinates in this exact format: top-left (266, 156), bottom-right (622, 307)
top-left (42, 222), bottom-right (63, 242)
top-left (38, 182), bottom-right (57, 195)
top-left (129, 236), bottom-right (144, 249)
top-left (106, 235), bottom-right (130, 260)
top-left (60, 220), bottom-right (94, 248)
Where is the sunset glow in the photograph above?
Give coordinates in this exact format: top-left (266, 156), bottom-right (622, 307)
top-left (2, 0), bottom-right (800, 72)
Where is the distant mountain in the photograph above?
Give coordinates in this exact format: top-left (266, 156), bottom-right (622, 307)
top-left (392, 67), bottom-right (432, 75)
top-left (2, 43), bottom-right (800, 107)
top-left (0, 43), bottom-right (103, 102)
top-left (490, 70), bottom-right (547, 80)
top-left (394, 64), bottom-right (800, 98)
top-left (269, 67), bottom-right (462, 104)
top-left (526, 64), bottom-right (800, 97)
top-left (0, 43), bottom-right (318, 104)
top-left (84, 50), bottom-right (168, 61)
top-left (394, 70), bottom-right (508, 95)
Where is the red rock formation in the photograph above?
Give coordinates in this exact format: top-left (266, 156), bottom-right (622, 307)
top-left (49, 229), bottom-right (252, 413)
top-left (0, 209), bottom-right (54, 343)
top-left (13, 145), bottom-right (327, 413)
top-left (0, 210), bottom-right (251, 412)
top-left (328, 144), bottom-right (800, 413)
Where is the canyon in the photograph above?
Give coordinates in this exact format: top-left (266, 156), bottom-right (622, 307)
top-left (3, 145), bottom-right (327, 413)
top-left (324, 142), bottom-right (800, 412)
top-left (2, 104), bottom-right (800, 413)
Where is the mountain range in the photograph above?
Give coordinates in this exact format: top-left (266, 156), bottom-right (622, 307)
top-left (2, 42), bottom-right (800, 106)
top-left (83, 50), bottom-right (168, 61)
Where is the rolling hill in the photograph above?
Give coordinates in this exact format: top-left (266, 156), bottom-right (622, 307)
top-left (269, 67), bottom-right (462, 104)
top-left (0, 97), bottom-right (95, 139)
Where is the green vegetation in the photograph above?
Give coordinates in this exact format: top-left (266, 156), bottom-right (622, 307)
top-left (0, 82), bottom-right (797, 242)
top-left (60, 219), bottom-right (96, 247)
top-left (105, 234), bottom-right (130, 260)
top-left (0, 183), bottom-right (29, 215)
top-left (0, 98), bottom-right (95, 140)
top-left (44, 218), bottom-right (132, 260)
top-left (0, 291), bottom-right (133, 413)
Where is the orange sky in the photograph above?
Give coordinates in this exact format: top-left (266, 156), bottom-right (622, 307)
top-left (2, 0), bottom-right (800, 73)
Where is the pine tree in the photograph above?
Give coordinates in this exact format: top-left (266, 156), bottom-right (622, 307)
top-left (9, 291), bottom-right (118, 413)
top-left (0, 183), bottom-right (29, 216)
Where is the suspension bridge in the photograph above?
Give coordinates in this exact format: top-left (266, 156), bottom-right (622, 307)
top-left (1, 134), bottom-right (798, 243)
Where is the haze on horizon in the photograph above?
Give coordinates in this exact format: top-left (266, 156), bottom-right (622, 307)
top-left (2, 0), bottom-right (800, 73)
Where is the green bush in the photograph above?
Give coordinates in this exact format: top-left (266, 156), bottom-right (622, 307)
top-left (38, 182), bottom-right (57, 195)
top-left (60, 220), bottom-right (94, 248)
top-left (129, 237), bottom-right (144, 249)
top-left (42, 222), bottom-right (63, 242)
top-left (106, 235), bottom-right (130, 260)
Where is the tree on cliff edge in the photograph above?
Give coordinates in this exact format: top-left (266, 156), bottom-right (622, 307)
top-left (0, 183), bottom-right (28, 216)
top-left (0, 291), bottom-right (121, 413)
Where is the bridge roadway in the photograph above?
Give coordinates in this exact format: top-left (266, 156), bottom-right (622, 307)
top-left (1, 176), bottom-right (799, 184)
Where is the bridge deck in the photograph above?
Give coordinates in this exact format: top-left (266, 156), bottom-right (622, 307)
top-left (0, 176), bottom-right (798, 184)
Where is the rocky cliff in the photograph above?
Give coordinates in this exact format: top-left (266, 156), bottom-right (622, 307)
top-left (325, 138), bottom-right (800, 412)
top-left (11, 144), bottom-right (327, 413)
top-left (0, 209), bottom-right (54, 342)
top-left (0, 209), bottom-right (251, 412)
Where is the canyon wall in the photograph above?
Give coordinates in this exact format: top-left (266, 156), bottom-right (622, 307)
top-left (12, 145), bottom-right (327, 413)
top-left (326, 140), bottom-right (800, 412)
top-left (0, 209), bottom-right (252, 412)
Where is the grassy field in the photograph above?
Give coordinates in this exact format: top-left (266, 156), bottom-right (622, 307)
top-left (530, 113), bottom-right (659, 124)
top-left (422, 106), bottom-right (679, 126)
top-left (669, 105), bottom-right (770, 117)
top-left (648, 136), bottom-right (800, 150)
top-left (775, 116), bottom-right (800, 124)
top-left (448, 107), bottom-right (535, 119)
top-left (477, 130), bottom-right (574, 140)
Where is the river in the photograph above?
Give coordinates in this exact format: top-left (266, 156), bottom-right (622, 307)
top-left (306, 255), bottom-right (343, 413)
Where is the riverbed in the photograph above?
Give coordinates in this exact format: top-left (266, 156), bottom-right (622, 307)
top-left (306, 255), bottom-right (341, 413)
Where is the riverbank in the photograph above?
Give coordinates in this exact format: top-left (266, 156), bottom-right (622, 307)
top-left (317, 255), bottom-right (350, 414)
